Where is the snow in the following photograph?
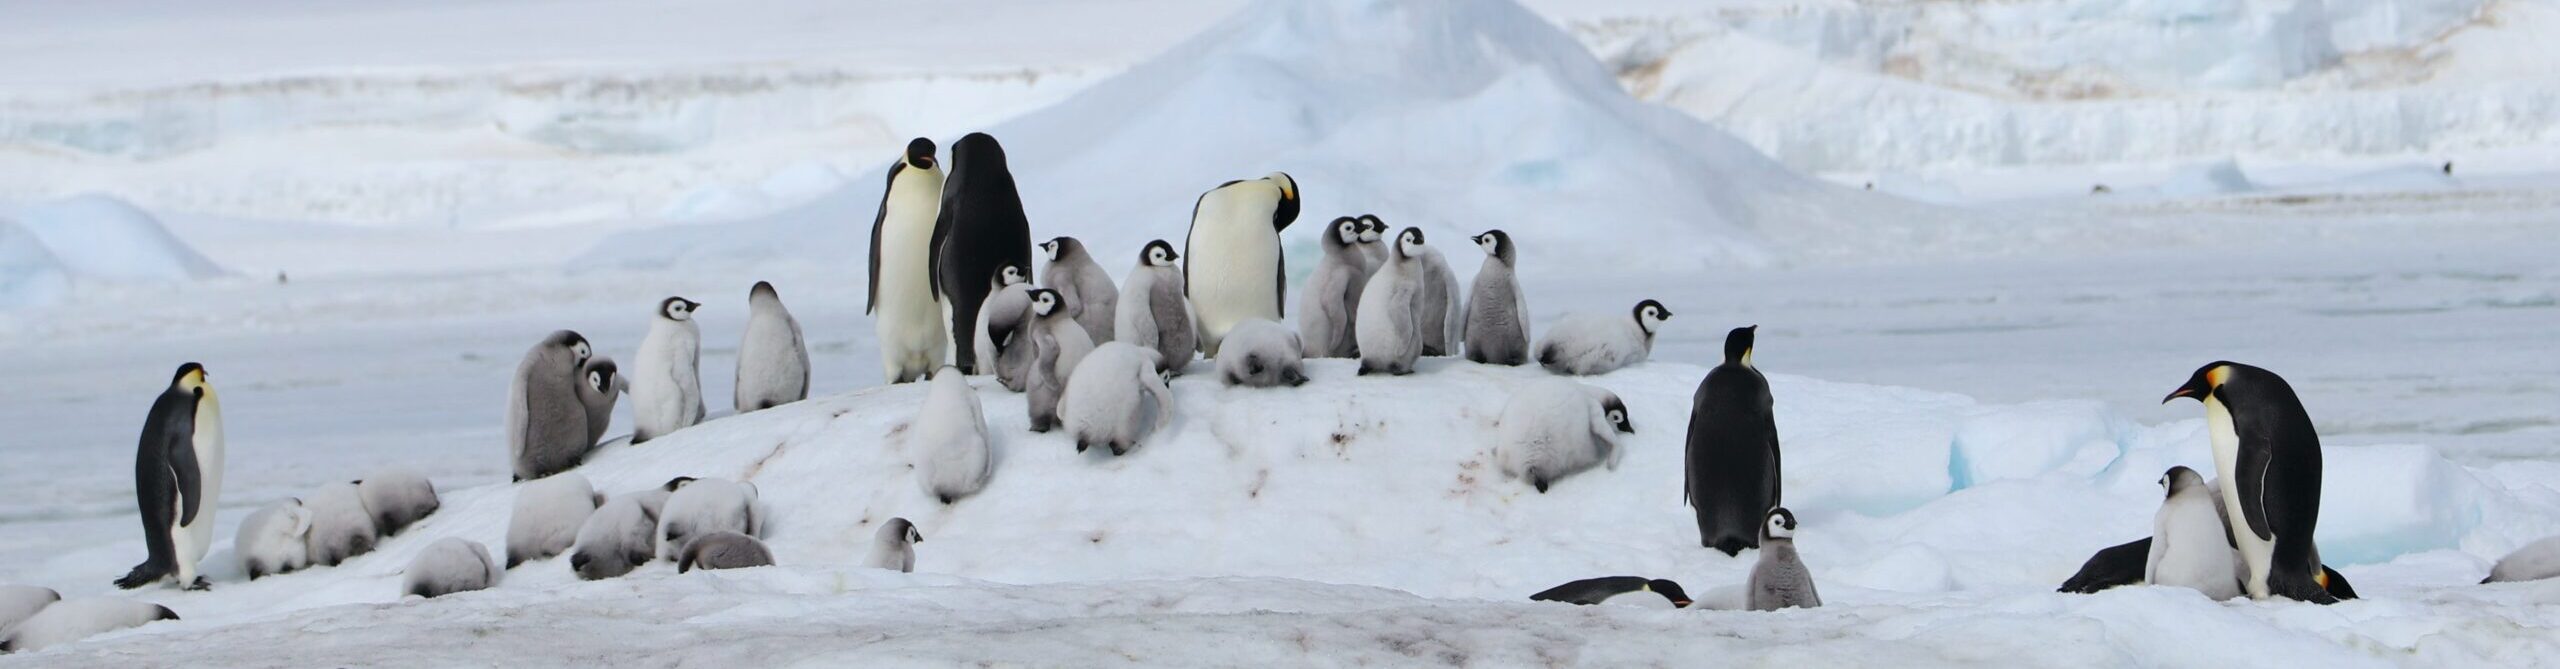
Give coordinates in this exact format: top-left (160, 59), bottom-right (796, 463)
top-left (0, 194), bottom-right (223, 307)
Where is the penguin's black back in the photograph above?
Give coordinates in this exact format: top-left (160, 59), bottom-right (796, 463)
top-left (1530, 576), bottom-right (1650, 605)
top-left (2057, 537), bottom-right (2150, 593)
top-left (1686, 359), bottom-right (1779, 556)
top-left (928, 133), bottom-right (1035, 372)
top-left (2220, 363), bottom-right (2328, 592)
top-left (121, 383), bottom-right (200, 587)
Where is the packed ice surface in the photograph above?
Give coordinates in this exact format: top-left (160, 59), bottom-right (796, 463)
top-left (0, 194), bottom-right (224, 307)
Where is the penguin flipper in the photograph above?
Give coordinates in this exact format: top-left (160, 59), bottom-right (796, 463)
top-left (2058, 538), bottom-right (2151, 593)
top-left (2236, 445), bottom-right (2276, 542)
top-left (868, 162), bottom-right (902, 314)
top-left (169, 432), bottom-right (204, 528)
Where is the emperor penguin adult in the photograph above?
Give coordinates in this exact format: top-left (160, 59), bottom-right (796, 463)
top-left (577, 356), bottom-right (626, 449)
top-left (1115, 240), bottom-right (1196, 375)
top-left (1039, 236), bottom-right (1118, 344)
top-left (1747, 508), bottom-right (1822, 611)
top-left (116, 362), bottom-right (226, 591)
top-left (735, 281), bottom-right (809, 413)
top-left (1494, 379), bottom-right (1634, 493)
top-left (1462, 230), bottom-right (1530, 366)
top-left (1299, 217), bottom-right (1367, 359)
top-left (1354, 227), bottom-right (1428, 376)
top-left (1061, 342), bottom-right (1176, 456)
top-left (914, 367), bottom-right (994, 504)
top-left (929, 132), bottom-right (1034, 374)
top-left (1414, 239), bottom-right (1465, 357)
top-left (868, 137), bottom-right (949, 384)
top-left (1530, 577), bottom-right (1694, 609)
top-left (1535, 299), bottom-right (1671, 376)
top-left (2147, 466), bottom-right (2242, 600)
top-left (632, 296), bottom-right (705, 444)
top-left (511, 331), bottom-right (592, 481)
top-left (1025, 288), bottom-right (1096, 432)
top-left (2165, 361), bottom-right (2337, 604)
top-left (1687, 325), bottom-right (1780, 556)
top-left (1184, 172), bottom-right (1300, 358)
top-left (972, 265), bottom-right (1036, 392)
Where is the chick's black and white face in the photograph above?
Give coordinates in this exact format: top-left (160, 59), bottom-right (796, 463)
top-left (588, 370), bottom-right (606, 392)
top-left (1041, 239), bottom-right (1062, 261)
top-left (1031, 290), bottom-right (1060, 316)
top-left (1765, 512), bottom-right (1794, 539)
top-left (662, 298), bottom-right (696, 322)
top-left (1475, 232), bottom-right (1501, 256)
top-left (1145, 242), bottom-right (1178, 267)
top-left (1337, 219), bottom-right (1363, 245)
top-left (1359, 220), bottom-right (1384, 243)
top-left (1398, 228), bottom-right (1424, 256)
top-left (1634, 301), bottom-right (1671, 334)
top-left (1000, 265), bottom-right (1027, 286)
top-left (571, 338), bottom-right (592, 363)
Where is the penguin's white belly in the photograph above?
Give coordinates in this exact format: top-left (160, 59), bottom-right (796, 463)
top-left (2151, 496), bottom-right (2241, 599)
top-left (1600, 591), bottom-right (1675, 609)
top-left (179, 395), bottom-right (225, 572)
top-left (877, 203), bottom-right (946, 356)
top-left (1189, 221), bottom-right (1280, 349)
top-left (2207, 398), bottom-right (2274, 599)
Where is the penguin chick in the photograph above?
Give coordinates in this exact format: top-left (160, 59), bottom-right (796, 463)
top-left (1299, 217), bottom-right (1368, 359)
top-left (658, 478), bottom-right (760, 561)
top-left (1040, 236), bottom-right (1119, 344)
top-left (1414, 242), bottom-right (1465, 357)
top-left (402, 537), bottom-right (498, 599)
top-left (569, 493), bottom-right (661, 581)
top-left (577, 356), bottom-right (626, 450)
top-left (510, 330), bottom-right (592, 482)
top-left (2484, 536), bottom-right (2560, 583)
top-left (304, 480), bottom-right (379, 568)
top-left (973, 265), bottom-right (1036, 392)
top-left (1354, 226), bottom-right (1429, 376)
top-left (0, 598), bottom-right (177, 653)
top-left (915, 367), bottom-right (994, 504)
top-left (1461, 230), bottom-right (1530, 366)
top-left (866, 518), bottom-right (922, 573)
top-left (1218, 318), bottom-right (1308, 388)
top-left (1025, 288), bottom-right (1097, 433)
top-left (235, 498), bottom-right (313, 580)
top-left (1747, 508), bottom-right (1821, 611)
top-left (735, 281), bottom-right (810, 413)
top-left (1535, 299), bottom-right (1671, 376)
top-left (632, 297), bottom-right (705, 444)
top-left (1115, 240), bottom-right (1196, 375)
top-left (1061, 342), bottom-right (1176, 457)
top-left (2147, 466), bottom-right (2242, 600)
top-left (0, 585), bottom-right (60, 636)
top-left (507, 473), bottom-right (603, 568)
top-left (357, 467), bottom-right (438, 537)
top-left (677, 531), bottom-right (776, 573)
top-left (1495, 379), bottom-right (1634, 493)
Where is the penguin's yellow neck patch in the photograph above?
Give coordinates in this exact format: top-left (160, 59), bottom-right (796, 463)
top-left (2207, 366), bottom-right (2230, 389)
top-left (178, 370), bottom-right (208, 392)
top-left (1740, 348), bottom-right (1755, 369)
top-left (2315, 570), bottom-right (2330, 589)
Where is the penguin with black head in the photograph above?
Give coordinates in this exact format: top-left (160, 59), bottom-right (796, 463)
top-left (2165, 361), bottom-right (2337, 604)
top-left (116, 363), bottom-right (225, 591)
top-left (1687, 325), bottom-right (1780, 557)
top-left (930, 132), bottom-right (1034, 374)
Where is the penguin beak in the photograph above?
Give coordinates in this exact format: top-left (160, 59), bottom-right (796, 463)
top-left (1672, 599), bottom-right (1693, 608)
top-left (2164, 376), bottom-right (2209, 404)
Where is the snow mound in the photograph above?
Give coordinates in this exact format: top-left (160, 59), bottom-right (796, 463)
top-left (19, 360), bottom-right (2560, 662)
top-left (0, 219), bottom-right (72, 309)
top-left (9, 194), bottom-right (223, 282)
top-left (586, 0), bottom-right (1903, 274)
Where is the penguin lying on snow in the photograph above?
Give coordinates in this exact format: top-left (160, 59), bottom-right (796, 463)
top-left (235, 498), bottom-right (313, 580)
top-left (571, 489), bottom-right (665, 581)
top-left (1216, 318), bottom-right (1308, 388)
top-left (1494, 379), bottom-right (1634, 493)
top-left (867, 518), bottom-right (923, 573)
top-left (358, 467), bottom-right (438, 537)
top-left (0, 585), bottom-right (60, 636)
top-left (1530, 577), bottom-right (1693, 609)
top-left (1535, 300), bottom-right (1671, 376)
top-left (0, 598), bottom-right (178, 653)
top-left (658, 478), bottom-right (760, 561)
top-left (2057, 468), bottom-right (2359, 599)
top-left (677, 531), bottom-right (775, 573)
top-left (1061, 342), bottom-right (1176, 456)
top-left (2165, 361), bottom-right (2337, 604)
top-left (2484, 536), bottom-right (2560, 583)
top-left (2059, 538), bottom-right (2359, 599)
top-left (304, 480), bottom-right (379, 568)
top-left (507, 473), bottom-right (603, 568)
top-left (403, 538), bottom-right (499, 599)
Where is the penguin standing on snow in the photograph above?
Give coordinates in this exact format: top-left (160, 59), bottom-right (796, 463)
top-left (1687, 325), bottom-right (1779, 556)
top-left (1116, 240), bottom-right (1196, 375)
top-left (915, 367), bottom-right (994, 503)
top-left (2165, 361), bottom-right (2337, 604)
top-left (1462, 230), bottom-right (1529, 366)
top-left (1354, 215), bottom-right (1389, 284)
top-left (973, 265), bottom-right (1036, 391)
top-left (1040, 236), bottom-right (1118, 344)
top-left (116, 362), bottom-right (226, 591)
top-left (2148, 466), bottom-right (2242, 599)
top-left (1184, 172), bottom-right (1299, 357)
top-left (1414, 236), bottom-right (1465, 357)
top-left (1535, 299), bottom-right (1671, 376)
top-left (930, 132), bottom-right (1034, 374)
top-left (1025, 289), bottom-right (1096, 432)
top-left (1298, 217), bottom-right (1368, 359)
top-left (867, 518), bottom-right (923, 573)
top-left (632, 297), bottom-right (705, 444)
top-left (577, 356), bottom-right (626, 449)
top-left (1747, 508), bottom-right (1821, 611)
top-left (735, 281), bottom-right (809, 413)
top-left (1354, 227), bottom-right (1429, 376)
top-left (510, 331), bottom-right (592, 481)
top-left (1530, 577), bottom-right (1693, 609)
top-left (868, 138), bottom-right (948, 384)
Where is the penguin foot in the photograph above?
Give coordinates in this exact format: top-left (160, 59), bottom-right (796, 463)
top-left (186, 577), bottom-right (210, 591)
top-left (1110, 442), bottom-right (1129, 456)
top-left (113, 563), bottom-right (167, 590)
top-left (1285, 373), bottom-right (1308, 387)
top-left (1532, 479), bottom-right (1549, 493)
top-left (1356, 365), bottom-right (1377, 376)
top-left (939, 494), bottom-right (955, 505)
top-left (1076, 441), bottom-right (1092, 453)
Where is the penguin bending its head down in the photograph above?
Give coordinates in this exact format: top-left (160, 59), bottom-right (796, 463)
top-left (735, 281), bottom-right (810, 413)
top-left (930, 132), bottom-right (1034, 374)
top-left (1747, 508), bottom-right (1822, 611)
top-left (973, 265), bottom-right (1037, 392)
top-left (507, 473), bottom-right (603, 568)
top-left (1217, 318), bottom-right (1308, 388)
top-left (510, 331), bottom-right (592, 482)
top-left (1115, 241), bottom-right (1196, 375)
top-left (1060, 342), bottom-right (1176, 456)
top-left (117, 362), bottom-right (226, 591)
top-left (870, 137), bottom-right (950, 384)
top-left (402, 537), bottom-right (499, 599)
top-left (633, 297), bottom-right (706, 444)
top-left (1353, 227), bottom-right (1429, 376)
top-left (1039, 236), bottom-right (1119, 344)
top-left (357, 467), bottom-right (439, 537)
top-left (1687, 325), bottom-right (1780, 557)
top-left (1184, 172), bottom-right (1300, 357)
top-left (1535, 299), bottom-right (1671, 376)
top-left (1530, 577), bottom-right (1693, 609)
top-left (1461, 229), bottom-right (1530, 366)
top-left (2165, 361), bottom-right (2336, 604)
